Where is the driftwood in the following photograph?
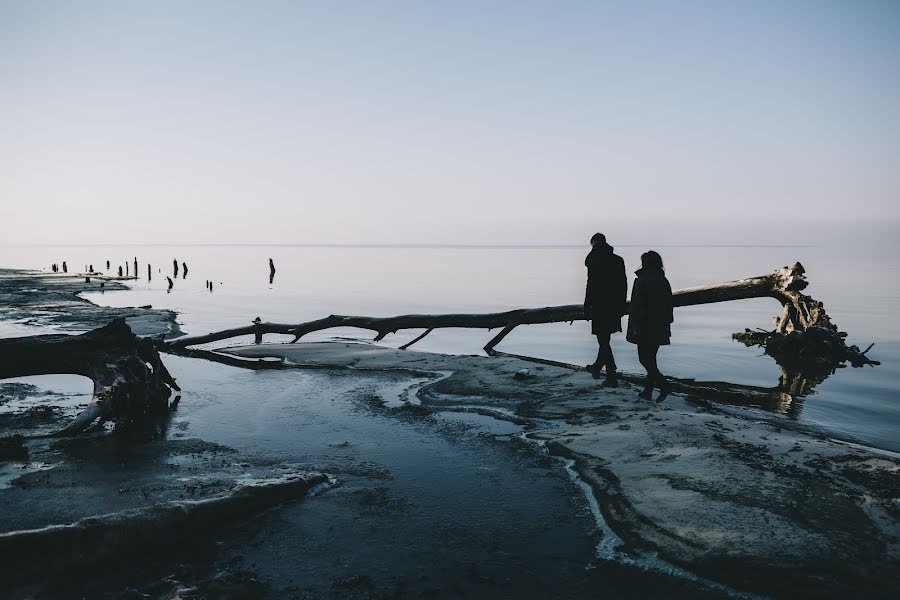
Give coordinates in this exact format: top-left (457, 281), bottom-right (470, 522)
top-left (729, 264), bottom-right (878, 369)
top-left (165, 263), bottom-right (868, 358)
top-left (158, 263), bottom-right (877, 412)
top-left (0, 319), bottom-right (180, 436)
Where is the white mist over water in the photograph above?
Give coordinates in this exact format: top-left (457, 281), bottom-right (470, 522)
top-left (2, 243), bottom-right (898, 451)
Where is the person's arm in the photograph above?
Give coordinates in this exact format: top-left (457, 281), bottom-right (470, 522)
top-left (584, 263), bottom-right (593, 318)
top-left (617, 257), bottom-right (627, 316)
top-left (629, 278), bottom-right (646, 335)
top-left (665, 279), bottom-right (674, 324)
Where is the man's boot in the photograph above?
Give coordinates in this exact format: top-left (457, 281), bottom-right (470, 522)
top-left (586, 362), bottom-right (605, 379)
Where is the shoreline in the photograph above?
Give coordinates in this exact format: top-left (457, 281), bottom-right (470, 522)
top-left (0, 269), bottom-right (182, 339)
top-left (226, 342), bottom-right (900, 598)
top-left (0, 268), bottom-right (897, 598)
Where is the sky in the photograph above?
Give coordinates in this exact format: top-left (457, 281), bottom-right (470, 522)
top-left (1, 0), bottom-right (898, 246)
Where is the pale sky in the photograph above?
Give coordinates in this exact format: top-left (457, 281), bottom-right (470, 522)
top-left (1, 0), bottom-right (898, 245)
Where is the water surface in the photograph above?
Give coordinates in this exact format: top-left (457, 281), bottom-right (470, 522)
top-left (2, 243), bottom-right (897, 451)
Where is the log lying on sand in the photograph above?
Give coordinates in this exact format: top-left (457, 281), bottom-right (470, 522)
top-left (163, 263), bottom-right (876, 370)
top-left (0, 319), bottom-right (180, 436)
top-left (0, 473), bottom-right (329, 585)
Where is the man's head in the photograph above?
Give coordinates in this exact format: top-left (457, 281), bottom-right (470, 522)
top-left (590, 233), bottom-right (606, 247)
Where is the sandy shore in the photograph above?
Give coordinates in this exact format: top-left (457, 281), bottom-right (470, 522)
top-left (0, 269), bottom-right (180, 337)
top-left (226, 342), bottom-right (900, 598)
top-left (0, 269), bottom-right (897, 597)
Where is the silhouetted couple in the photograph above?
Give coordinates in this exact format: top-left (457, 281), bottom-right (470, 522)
top-left (584, 233), bottom-right (673, 401)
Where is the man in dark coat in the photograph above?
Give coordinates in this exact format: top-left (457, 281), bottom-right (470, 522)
top-left (584, 233), bottom-right (627, 386)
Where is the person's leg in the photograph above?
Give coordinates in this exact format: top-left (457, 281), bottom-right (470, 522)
top-left (637, 343), bottom-right (654, 399)
top-left (653, 345), bottom-right (671, 400)
top-left (604, 334), bottom-right (617, 373)
top-left (596, 332), bottom-right (618, 386)
top-left (589, 334), bottom-right (607, 378)
top-left (645, 344), bottom-right (661, 379)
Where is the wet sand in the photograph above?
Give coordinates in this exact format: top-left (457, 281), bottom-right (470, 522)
top-left (0, 271), bottom-right (729, 598)
top-left (0, 270), bottom-right (897, 598)
top-left (0, 269), bottom-right (181, 338)
top-left (226, 342), bottom-right (900, 599)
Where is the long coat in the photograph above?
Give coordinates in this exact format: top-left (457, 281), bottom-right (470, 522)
top-left (584, 244), bottom-right (627, 335)
top-left (626, 267), bottom-right (674, 345)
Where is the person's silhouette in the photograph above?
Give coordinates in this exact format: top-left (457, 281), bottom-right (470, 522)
top-left (626, 250), bottom-right (673, 401)
top-left (584, 233), bottom-right (627, 386)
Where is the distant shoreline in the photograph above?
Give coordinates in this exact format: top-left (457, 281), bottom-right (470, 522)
top-left (0, 242), bottom-right (815, 249)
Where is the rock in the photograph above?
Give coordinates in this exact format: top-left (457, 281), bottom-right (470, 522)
top-left (514, 368), bottom-right (531, 381)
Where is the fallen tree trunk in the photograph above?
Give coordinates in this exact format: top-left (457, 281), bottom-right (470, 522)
top-left (0, 319), bottom-right (180, 436)
top-left (161, 262), bottom-right (838, 348)
top-left (160, 262), bottom-right (876, 377)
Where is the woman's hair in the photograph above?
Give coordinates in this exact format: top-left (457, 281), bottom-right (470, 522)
top-left (641, 250), bottom-right (664, 271)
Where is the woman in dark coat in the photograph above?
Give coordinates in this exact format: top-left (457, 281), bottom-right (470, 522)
top-left (626, 251), bottom-right (673, 400)
top-left (584, 233), bottom-right (627, 386)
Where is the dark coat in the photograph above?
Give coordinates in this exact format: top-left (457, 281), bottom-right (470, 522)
top-left (626, 267), bottom-right (674, 345)
top-left (584, 244), bottom-right (627, 335)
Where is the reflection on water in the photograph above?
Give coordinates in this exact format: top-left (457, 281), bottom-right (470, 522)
top-left (683, 363), bottom-right (834, 420)
top-left (1, 244), bottom-right (897, 451)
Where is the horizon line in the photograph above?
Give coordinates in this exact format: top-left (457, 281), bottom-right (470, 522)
top-left (0, 242), bottom-right (815, 249)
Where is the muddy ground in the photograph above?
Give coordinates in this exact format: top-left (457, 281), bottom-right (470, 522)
top-left (0, 271), bottom-right (897, 598)
top-left (227, 342), bottom-right (900, 599)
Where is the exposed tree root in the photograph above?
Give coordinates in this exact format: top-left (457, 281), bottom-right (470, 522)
top-left (0, 319), bottom-right (180, 436)
top-left (731, 264), bottom-right (879, 371)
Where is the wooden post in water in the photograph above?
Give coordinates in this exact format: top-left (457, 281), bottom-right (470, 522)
top-left (147, 264), bottom-right (152, 281)
top-left (253, 317), bottom-right (263, 344)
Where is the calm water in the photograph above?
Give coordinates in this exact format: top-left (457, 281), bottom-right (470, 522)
top-left (2, 244), bottom-right (898, 451)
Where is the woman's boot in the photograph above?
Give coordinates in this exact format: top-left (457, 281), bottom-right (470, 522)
top-left (638, 377), bottom-right (653, 400)
top-left (656, 375), bottom-right (672, 402)
top-left (602, 370), bottom-right (619, 388)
